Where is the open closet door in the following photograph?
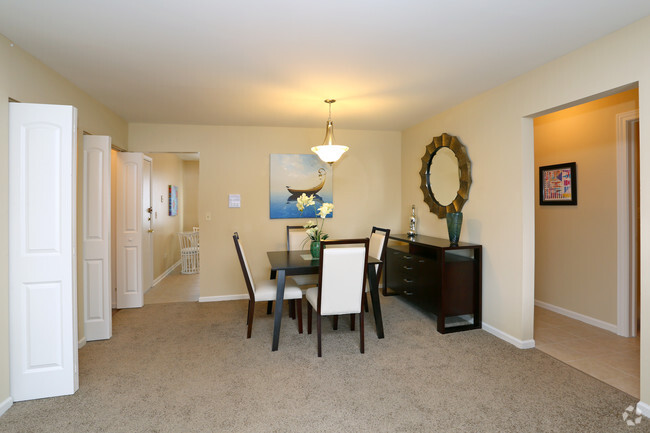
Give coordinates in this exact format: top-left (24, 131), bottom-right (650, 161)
top-left (9, 102), bottom-right (79, 401)
top-left (83, 135), bottom-right (112, 340)
top-left (116, 152), bottom-right (144, 308)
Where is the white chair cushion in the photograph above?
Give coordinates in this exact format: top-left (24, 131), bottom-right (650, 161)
top-left (306, 286), bottom-right (319, 309)
top-left (291, 273), bottom-right (319, 287)
top-left (288, 228), bottom-right (309, 251)
top-left (310, 247), bottom-right (365, 316)
top-left (253, 277), bottom-right (303, 302)
top-left (369, 233), bottom-right (385, 261)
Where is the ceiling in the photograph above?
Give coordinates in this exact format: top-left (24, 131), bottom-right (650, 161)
top-left (2, 1), bottom-right (650, 131)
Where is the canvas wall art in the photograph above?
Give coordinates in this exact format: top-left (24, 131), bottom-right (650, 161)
top-left (269, 154), bottom-right (333, 219)
top-left (169, 185), bottom-right (178, 216)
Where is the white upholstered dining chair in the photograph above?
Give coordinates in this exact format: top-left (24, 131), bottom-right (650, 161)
top-left (286, 225), bottom-right (319, 287)
top-left (366, 226), bottom-right (390, 309)
top-left (306, 238), bottom-right (369, 357)
top-left (233, 232), bottom-right (303, 338)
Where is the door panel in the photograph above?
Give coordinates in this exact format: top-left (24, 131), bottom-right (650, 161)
top-left (83, 135), bottom-right (112, 341)
top-left (9, 102), bottom-right (79, 401)
top-left (116, 152), bottom-right (144, 308)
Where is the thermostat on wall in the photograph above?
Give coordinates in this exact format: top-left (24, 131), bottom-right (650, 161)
top-left (229, 194), bottom-right (241, 208)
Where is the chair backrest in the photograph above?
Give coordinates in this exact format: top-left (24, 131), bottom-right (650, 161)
top-left (232, 232), bottom-right (256, 300)
top-left (369, 226), bottom-right (390, 278)
top-left (317, 238), bottom-right (369, 316)
top-left (178, 231), bottom-right (200, 250)
top-left (287, 225), bottom-right (308, 251)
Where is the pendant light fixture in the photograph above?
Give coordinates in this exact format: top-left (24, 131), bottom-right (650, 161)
top-left (311, 99), bottom-right (349, 164)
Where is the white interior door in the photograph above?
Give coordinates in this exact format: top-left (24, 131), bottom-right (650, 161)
top-left (9, 102), bottom-right (79, 401)
top-left (116, 152), bottom-right (144, 308)
top-left (142, 157), bottom-right (154, 292)
top-left (83, 135), bottom-right (112, 341)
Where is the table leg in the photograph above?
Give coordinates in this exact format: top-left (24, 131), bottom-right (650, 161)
top-left (272, 270), bottom-right (286, 351)
top-left (367, 264), bottom-right (384, 339)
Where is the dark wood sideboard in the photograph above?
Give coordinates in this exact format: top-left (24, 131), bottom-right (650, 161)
top-left (384, 234), bottom-right (482, 334)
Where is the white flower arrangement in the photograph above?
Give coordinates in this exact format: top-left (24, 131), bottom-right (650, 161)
top-left (295, 193), bottom-right (333, 243)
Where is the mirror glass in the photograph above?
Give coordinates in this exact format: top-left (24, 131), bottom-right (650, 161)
top-left (427, 147), bottom-right (459, 206)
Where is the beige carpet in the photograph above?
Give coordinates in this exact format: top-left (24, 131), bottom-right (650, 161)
top-left (0, 296), bottom-right (643, 432)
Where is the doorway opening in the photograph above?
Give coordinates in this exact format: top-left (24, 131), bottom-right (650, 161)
top-left (110, 151), bottom-right (200, 307)
top-left (531, 86), bottom-right (640, 397)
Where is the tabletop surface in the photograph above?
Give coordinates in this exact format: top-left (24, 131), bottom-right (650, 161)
top-left (267, 250), bottom-right (380, 271)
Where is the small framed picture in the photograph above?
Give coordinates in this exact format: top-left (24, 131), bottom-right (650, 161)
top-left (169, 185), bottom-right (178, 216)
top-left (539, 162), bottom-right (577, 206)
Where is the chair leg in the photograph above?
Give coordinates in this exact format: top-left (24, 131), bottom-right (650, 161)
top-left (289, 299), bottom-right (296, 320)
top-left (247, 300), bottom-right (255, 339)
top-left (307, 303), bottom-right (312, 334)
top-left (266, 301), bottom-right (273, 315)
top-left (360, 307), bottom-right (365, 354)
top-left (296, 299), bottom-right (303, 334)
top-left (350, 313), bottom-right (355, 331)
top-left (332, 316), bottom-right (338, 330)
top-left (317, 313), bottom-right (322, 357)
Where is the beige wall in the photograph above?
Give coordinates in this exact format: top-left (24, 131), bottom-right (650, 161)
top-left (0, 34), bottom-right (128, 405)
top-left (183, 160), bottom-right (200, 231)
top-left (148, 153), bottom-right (185, 279)
top-left (534, 89), bottom-right (638, 325)
top-left (128, 124), bottom-right (402, 299)
top-left (401, 16), bottom-right (650, 403)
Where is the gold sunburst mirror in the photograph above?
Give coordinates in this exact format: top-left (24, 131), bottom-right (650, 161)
top-left (419, 133), bottom-right (472, 218)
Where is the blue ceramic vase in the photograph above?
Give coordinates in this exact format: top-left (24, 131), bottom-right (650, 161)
top-left (446, 212), bottom-right (463, 246)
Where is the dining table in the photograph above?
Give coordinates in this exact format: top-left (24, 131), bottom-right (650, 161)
top-left (267, 250), bottom-right (384, 351)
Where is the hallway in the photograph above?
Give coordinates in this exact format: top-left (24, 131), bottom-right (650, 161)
top-left (534, 306), bottom-right (640, 398)
top-left (144, 265), bottom-right (199, 304)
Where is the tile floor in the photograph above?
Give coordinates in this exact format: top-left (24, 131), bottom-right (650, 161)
top-left (144, 265), bottom-right (200, 304)
top-left (534, 306), bottom-right (640, 398)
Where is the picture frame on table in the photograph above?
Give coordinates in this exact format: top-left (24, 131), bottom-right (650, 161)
top-left (539, 162), bottom-right (577, 206)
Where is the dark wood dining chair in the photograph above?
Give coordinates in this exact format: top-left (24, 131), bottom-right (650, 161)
top-left (366, 226), bottom-right (390, 311)
top-left (306, 238), bottom-right (369, 357)
top-left (284, 225), bottom-right (319, 320)
top-left (233, 232), bottom-right (303, 338)
top-left (286, 225), bottom-right (319, 287)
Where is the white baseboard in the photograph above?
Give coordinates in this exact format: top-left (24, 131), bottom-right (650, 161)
top-left (535, 300), bottom-right (617, 333)
top-left (199, 294), bottom-right (249, 302)
top-left (0, 396), bottom-right (13, 417)
top-left (78, 337), bottom-right (86, 349)
top-left (150, 260), bottom-right (182, 291)
top-left (637, 401), bottom-right (650, 419)
top-left (482, 322), bottom-right (536, 349)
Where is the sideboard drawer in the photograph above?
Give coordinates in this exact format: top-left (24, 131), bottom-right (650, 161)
top-left (386, 249), bottom-right (434, 307)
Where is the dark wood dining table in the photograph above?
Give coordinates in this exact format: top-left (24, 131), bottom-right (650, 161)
top-left (267, 250), bottom-right (384, 351)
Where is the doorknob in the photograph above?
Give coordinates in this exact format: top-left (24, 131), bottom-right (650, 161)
top-left (148, 229), bottom-right (154, 233)
top-left (146, 207), bottom-right (153, 214)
